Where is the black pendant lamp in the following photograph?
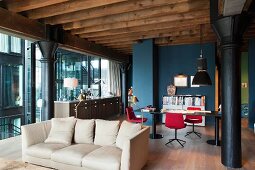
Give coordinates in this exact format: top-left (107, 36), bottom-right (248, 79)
top-left (192, 25), bottom-right (212, 86)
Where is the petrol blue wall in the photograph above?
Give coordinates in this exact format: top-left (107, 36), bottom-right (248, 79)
top-left (248, 39), bottom-right (255, 129)
top-left (158, 43), bottom-right (216, 124)
top-left (132, 39), bottom-right (156, 125)
top-left (132, 41), bottom-right (216, 125)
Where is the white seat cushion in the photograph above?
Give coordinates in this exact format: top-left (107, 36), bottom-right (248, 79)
top-left (94, 119), bottom-right (120, 146)
top-left (45, 117), bottom-right (76, 145)
top-left (51, 144), bottom-right (101, 166)
top-left (74, 119), bottom-right (95, 144)
top-left (116, 120), bottom-right (141, 149)
top-left (82, 146), bottom-right (122, 170)
top-left (26, 143), bottom-right (66, 159)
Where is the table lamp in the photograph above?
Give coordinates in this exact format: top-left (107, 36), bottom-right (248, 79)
top-left (63, 78), bottom-right (78, 100)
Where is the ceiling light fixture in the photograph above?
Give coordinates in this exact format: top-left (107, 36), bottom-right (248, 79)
top-left (192, 24), bottom-right (212, 86)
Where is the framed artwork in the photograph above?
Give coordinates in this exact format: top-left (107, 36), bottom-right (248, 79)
top-left (174, 74), bottom-right (188, 87)
top-left (190, 76), bottom-right (200, 87)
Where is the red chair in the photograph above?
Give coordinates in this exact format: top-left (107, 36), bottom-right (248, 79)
top-left (184, 107), bottom-right (202, 138)
top-left (165, 113), bottom-right (186, 147)
top-left (126, 107), bottom-right (148, 123)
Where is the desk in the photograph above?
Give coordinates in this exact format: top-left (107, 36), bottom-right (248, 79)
top-left (136, 110), bottom-right (221, 146)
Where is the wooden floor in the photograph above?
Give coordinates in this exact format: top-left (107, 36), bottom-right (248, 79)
top-left (0, 118), bottom-right (255, 170)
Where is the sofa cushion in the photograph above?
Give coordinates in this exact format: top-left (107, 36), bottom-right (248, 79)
top-left (82, 146), bottom-right (122, 170)
top-left (51, 144), bottom-right (101, 166)
top-left (45, 117), bottom-right (76, 145)
top-left (116, 120), bottom-right (141, 149)
top-left (74, 119), bottom-right (95, 144)
top-left (26, 143), bottom-right (66, 159)
top-left (94, 119), bottom-right (120, 146)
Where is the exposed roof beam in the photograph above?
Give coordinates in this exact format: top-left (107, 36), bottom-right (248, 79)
top-left (63, 0), bottom-right (209, 30)
top-left (0, 7), bottom-right (128, 62)
top-left (5, 0), bottom-right (69, 12)
top-left (25, 0), bottom-right (128, 19)
top-left (43, 0), bottom-right (190, 25)
top-left (73, 16), bottom-right (210, 35)
top-left (69, 10), bottom-right (209, 34)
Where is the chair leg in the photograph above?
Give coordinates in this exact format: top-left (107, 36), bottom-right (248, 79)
top-left (185, 123), bottom-right (201, 138)
top-left (165, 129), bottom-right (186, 147)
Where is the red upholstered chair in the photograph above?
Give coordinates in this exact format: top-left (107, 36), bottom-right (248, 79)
top-left (184, 107), bottom-right (202, 138)
top-left (165, 113), bottom-right (186, 147)
top-left (126, 107), bottom-right (148, 123)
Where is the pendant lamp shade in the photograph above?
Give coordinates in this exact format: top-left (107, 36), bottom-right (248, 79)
top-left (192, 58), bottom-right (212, 86)
top-left (192, 24), bottom-right (212, 86)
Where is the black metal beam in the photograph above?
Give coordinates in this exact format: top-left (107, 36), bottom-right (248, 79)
top-left (30, 43), bottom-right (36, 123)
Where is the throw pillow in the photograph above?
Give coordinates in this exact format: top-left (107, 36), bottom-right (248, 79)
top-left (74, 119), bottom-right (95, 144)
top-left (44, 117), bottom-right (76, 145)
top-left (94, 119), bottom-right (120, 146)
top-left (116, 120), bottom-right (141, 149)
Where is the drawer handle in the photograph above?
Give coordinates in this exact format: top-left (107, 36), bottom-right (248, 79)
top-left (103, 104), bottom-right (105, 106)
top-left (95, 106), bottom-right (97, 108)
top-left (110, 103), bottom-right (112, 105)
top-left (85, 103), bottom-right (87, 104)
top-left (85, 107), bottom-right (87, 109)
top-left (116, 102), bottom-right (118, 103)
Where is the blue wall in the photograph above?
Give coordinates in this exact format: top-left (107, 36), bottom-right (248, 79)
top-left (248, 39), bottom-right (255, 128)
top-left (158, 43), bottom-right (216, 124)
top-left (132, 39), bottom-right (156, 125)
top-left (132, 41), bottom-right (216, 125)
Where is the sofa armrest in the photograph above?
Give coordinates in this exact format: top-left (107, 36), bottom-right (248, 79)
top-left (121, 126), bottom-right (150, 170)
top-left (21, 120), bottom-right (51, 154)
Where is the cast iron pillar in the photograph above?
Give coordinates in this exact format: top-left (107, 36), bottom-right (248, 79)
top-left (37, 41), bottom-right (58, 120)
top-left (211, 15), bottom-right (249, 168)
top-left (120, 64), bottom-right (127, 114)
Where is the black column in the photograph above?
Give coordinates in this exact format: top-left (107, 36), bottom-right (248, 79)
top-left (212, 15), bottom-right (249, 168)
top-left (120, 64), bottom-right (127, 114)
top-left (37, 41), bottom-right (58, 120)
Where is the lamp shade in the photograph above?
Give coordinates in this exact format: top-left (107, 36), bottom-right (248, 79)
top-left (192, 58), bottom-right (212, 86)
top-left (192, 71), bottom-right (212, 86)
top-left (63, 78), bottom-right (78, 88)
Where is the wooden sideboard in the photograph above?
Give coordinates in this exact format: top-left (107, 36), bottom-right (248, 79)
top-left (54, 97), bottom-right (120, 119)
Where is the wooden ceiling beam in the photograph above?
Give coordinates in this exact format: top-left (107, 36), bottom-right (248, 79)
top-left (25, 0), bottom-right (128, 19)
top-left (81, 24), bottom-right (212, 39)
top-left (70, 10), bottom-right (209, 35)
top-left (43, 0), bottom-right (190, 25)
top-left (95, 31), bottom-right (215, 45)
top-left (63, 0), bottom-right (209, 30)
top-left (74, 16), bottom-right (210, 36)
top-left (0, 7), bottom-right (128, 62)
top-left (4, 0), bottom-right (69, 13)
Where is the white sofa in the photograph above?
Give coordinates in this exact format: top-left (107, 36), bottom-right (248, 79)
top-left (21, 118), bottom-right (150, 170)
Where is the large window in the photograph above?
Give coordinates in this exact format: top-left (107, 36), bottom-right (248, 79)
top-left (0, 33), bottom-right (25, 140)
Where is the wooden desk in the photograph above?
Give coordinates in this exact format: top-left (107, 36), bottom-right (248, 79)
top-left (136, 110), bottom-right (221, 146)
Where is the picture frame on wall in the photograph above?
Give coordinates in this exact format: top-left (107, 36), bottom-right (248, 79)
top-left (174, 74), bottom-right (188, 87)
top-left (190, 76), bottom-right (200, 87)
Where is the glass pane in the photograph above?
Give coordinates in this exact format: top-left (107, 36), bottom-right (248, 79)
top-left (3, 65), bottom-right (23, 108)
top-left (0, 33), bottom-right (9, 53)
top-left (101, 59), bottom-right (110, 97)
top-left (36, 45), bottom-right (42, 122)
top-left (56, 49), bottom-right (88, 101)
top-left (11, 37), bottom-right (21, 53)
top-left (90, 56), bottom-right (100, 97)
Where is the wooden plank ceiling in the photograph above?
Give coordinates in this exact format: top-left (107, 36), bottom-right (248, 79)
top-left (2, 0), bottom-right (255, 55)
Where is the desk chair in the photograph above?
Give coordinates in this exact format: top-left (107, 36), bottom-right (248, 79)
top-left (165, 113), bottom-right (186, 147)
top-left (184, 107), bottom-right (202, 138)
top-left (126, 107), bottom-right (148, 123)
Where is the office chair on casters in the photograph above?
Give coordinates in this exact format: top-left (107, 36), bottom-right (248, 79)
top-left (184, 107), bottom-right (202, 138)
top-left (165, 113), bottom-right (186, 147)
top-left (126, 107), bottom-right (147, 123)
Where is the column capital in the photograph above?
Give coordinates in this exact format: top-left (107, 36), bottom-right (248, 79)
top-left (37, 41), bottom-right (58, 63)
